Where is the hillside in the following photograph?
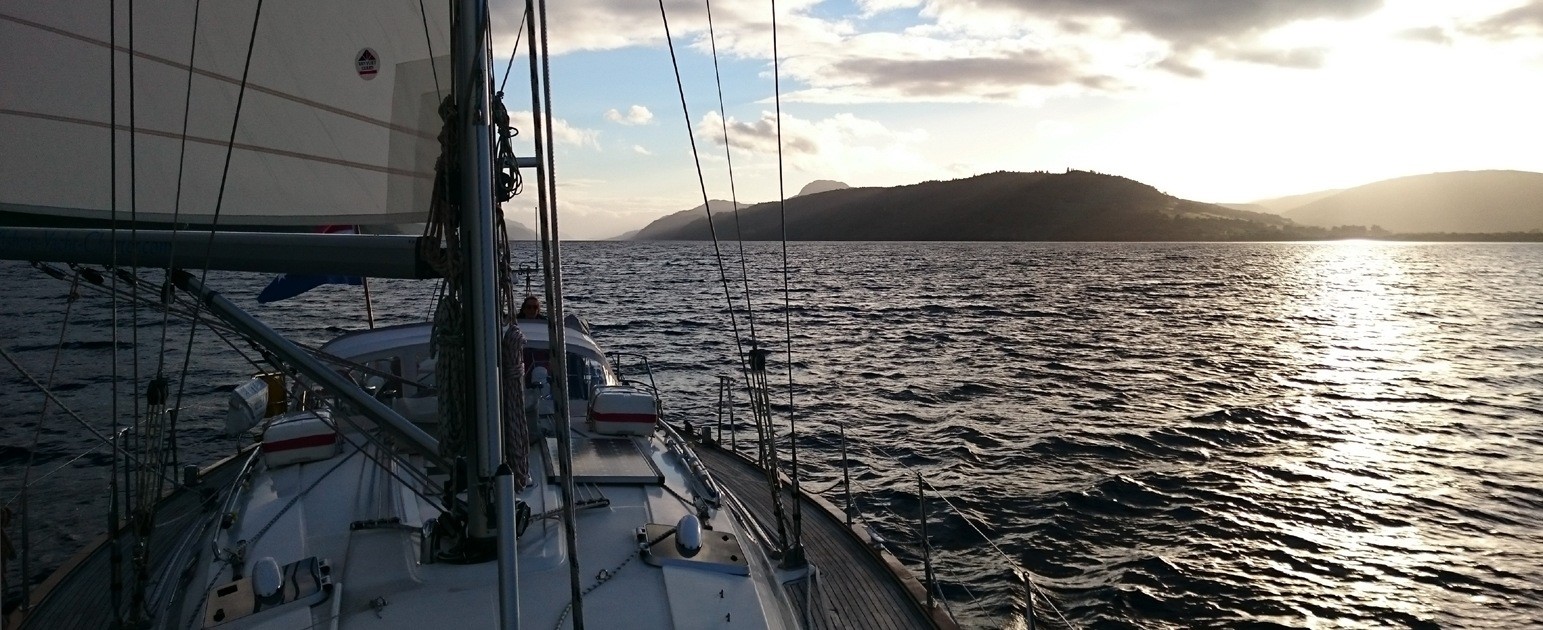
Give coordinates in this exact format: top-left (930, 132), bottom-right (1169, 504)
top-left (1282, 170), bottom-right (1543, 233)
top-left (796, 180), bottom-right (850, 197)
top-left (633, 171), bottom-right (1302, 241)
top-left (629, 200), bottom-right (744, 240)
top-left (1226, 188), bottom-right (1344, 214)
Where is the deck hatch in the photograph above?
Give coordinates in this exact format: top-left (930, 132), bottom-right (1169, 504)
top-left (546, 437), bottom-right (663, 484)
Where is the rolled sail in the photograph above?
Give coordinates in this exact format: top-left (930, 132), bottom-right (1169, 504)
top-left (0, 1), bottom-right (450, 227)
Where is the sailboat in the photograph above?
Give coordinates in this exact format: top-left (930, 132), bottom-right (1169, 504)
top-left (0, 0), bottom-right (961, 628)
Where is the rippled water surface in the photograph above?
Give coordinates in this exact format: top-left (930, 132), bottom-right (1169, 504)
top-left (3, 241), bottom-right (1541, 628)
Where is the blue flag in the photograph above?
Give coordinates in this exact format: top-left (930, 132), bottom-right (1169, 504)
top-left (256, 225), bottom-right (365, 304)
top-left (257, 273), bottom-right (363, 304)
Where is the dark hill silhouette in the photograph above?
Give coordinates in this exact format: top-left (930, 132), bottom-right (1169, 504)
top-left (633, 171), bottom-right (1299, 241)
top-left (796, 180), bottom-right (849, 197)
top-left (629, 200), bottom-right (744, 240)
top-left (1282, 170), bottom-right (1543, 233)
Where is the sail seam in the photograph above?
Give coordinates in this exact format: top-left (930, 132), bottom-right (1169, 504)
top-left (0, 109), bottom-right (433, 179)
top-left (0, 11), bottom-right (436, 140)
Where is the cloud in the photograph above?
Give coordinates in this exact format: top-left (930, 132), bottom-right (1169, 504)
top-left (508, 110), bottom-right (601, 148)
top-left (922, 0), bottom-right (1385, 75)
top-left (856, 0), bottom-right (925, 15)
top-left (952, 0), bottom-right (1384, 49)
top-left (632, 145), bottom-right (652, 155)
top-left (693, 110), bottom-right (933, 179)
top-left (1396, 26), bottom-right (1452, 45)
top-left (605, 105), bottom-right (655, 125)
top-left (697, 111), bottom-right (819, 157)
top-left (1155, 54), bottom-right (1205, 78)
top-left (487, 0), bottom-right (1388, 102)
top-left (827, 52), bottom-right (1107, 100)
top-left (488, 0), bottom-right (831, 54)
top-left (1225, 46), bottom-right (1329, 69)
top-left (1463, 1), bottom-right (1543, 39)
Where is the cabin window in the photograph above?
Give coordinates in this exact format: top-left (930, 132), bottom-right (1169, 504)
top-left (522, 349), bottom-right (616, 400)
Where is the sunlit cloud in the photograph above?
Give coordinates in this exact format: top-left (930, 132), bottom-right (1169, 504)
top-left (605, 105), bottom-right (655, 125)
top-left (489, 0), bottom-right (1399, 102)
top-left (1226, 46), bottom-right (1330, 69)
top-left (855, 0), bottom-right (924, 16)
top-left (1396, 26), bottom-right (1452, 45)
top-left (694, 110), bottom-right (937, 182)
top-left (943, 0), bottom-right (1383, 48)
top-left (633, 145), bottom-right (653, 155)
top-left (509, 110), bottom-right (601, 148)
top-left (1462, 0), bottom-right (1543, 39)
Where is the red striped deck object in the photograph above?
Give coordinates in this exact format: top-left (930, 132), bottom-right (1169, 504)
top-left (589, 386), bottom-right (659, 436)
top-left (262, 410), bottom-right (341, 467)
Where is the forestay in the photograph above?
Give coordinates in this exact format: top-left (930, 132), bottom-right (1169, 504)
top-left (0, 1), bottom-right (449, 226)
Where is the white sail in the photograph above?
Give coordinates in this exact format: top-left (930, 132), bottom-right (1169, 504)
top-left (0, 1), bottom-right (449, 226)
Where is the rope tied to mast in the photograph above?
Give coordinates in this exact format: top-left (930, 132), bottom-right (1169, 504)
top-left (423, 86), bottom-right (529, 506)
top-left (423, 96), bottom-right (472, 476)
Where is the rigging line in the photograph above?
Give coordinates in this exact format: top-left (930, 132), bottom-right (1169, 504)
top-left (244, 448), bottom-right (362, 548)
top-left (126, 9), bottom-right (149, 591)
top-left (530, 0), bottom-right (587, 624)
top-left (49, 266), bottom-right (270, 373)
top-left (662, 0), bottom-right (786, 554)
top-left (418, 0), bottom-right (443, 101)
top-left (158, 0), bottom-right (203, 378)
top-left (6, 444), bottom-right (106, 509)
top-left (17, 270), bottom-right (82, 611)
top-left (703, 0), bottom-right (760, 346)
top-left (768, 0), bottom-right (804, 552)
top-left (169, 0), bottom-right (266, 531)
top-left (0, 13), bottom-right (434, 141)
top-left (362, 277), bottom-right (376, 329)
top-left (0, 346), bottom-right (183, 490)
top-left (497, 4), bottom-right (529, 94)
top-left (336, 433), bottom-right (446, 511)
top-left (656, 0), bottom-right (755, 395)
top-left (294, 405), bottom-right (439, 505)
top-left (128, 0), bottom-right (141, 432)
top-left (108, 0), bottom-right (125, 620)
top-left (524, 0), bottom-right (554, 346)
top-left (860, 442), bottom-right (1078, 629)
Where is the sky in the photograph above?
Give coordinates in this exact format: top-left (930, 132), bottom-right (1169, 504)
top-left (487, 0), bottom-right (1543, 239)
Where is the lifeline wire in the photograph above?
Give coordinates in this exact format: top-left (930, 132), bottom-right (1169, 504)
top-left (16, 270), bottom-right (81, 609)
top-left (768, 0), bottom-right (806, 554)
top-left (166, 0), bottom-right (266, 541)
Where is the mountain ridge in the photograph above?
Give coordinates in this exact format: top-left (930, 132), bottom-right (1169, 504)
top-left (634, 171), bottom-right (1304, 241)
top-left (1280, 170), bottom-right (1543, 233)
top-left (627, 169), bottom-right (1543, 241)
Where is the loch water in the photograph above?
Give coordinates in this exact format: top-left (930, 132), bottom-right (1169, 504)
top-left (2, 241), bottom-right (1541, 628)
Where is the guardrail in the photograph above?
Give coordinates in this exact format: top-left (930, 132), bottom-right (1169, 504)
top-left (710, 375), bottom-right (1078, 629)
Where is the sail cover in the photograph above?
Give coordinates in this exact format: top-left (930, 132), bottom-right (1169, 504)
top-left (0, 1), bottom-right (451, 226)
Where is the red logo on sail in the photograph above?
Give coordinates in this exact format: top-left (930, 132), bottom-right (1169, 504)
top-left (356, 48), bottom-right (379, 80)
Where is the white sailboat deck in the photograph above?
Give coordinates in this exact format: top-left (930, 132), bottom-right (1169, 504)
top-left (193, 422), bottom-right (799, 629)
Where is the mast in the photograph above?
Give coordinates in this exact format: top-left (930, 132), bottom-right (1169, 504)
top-left (452, 0), bottom-right (519, 625)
